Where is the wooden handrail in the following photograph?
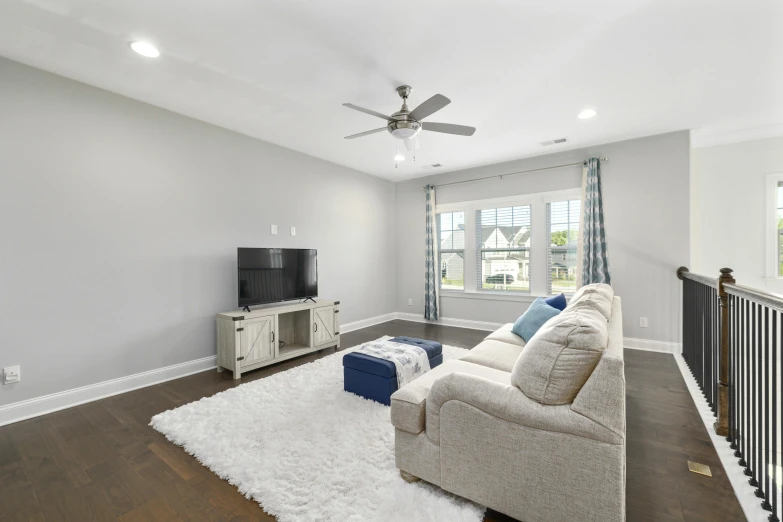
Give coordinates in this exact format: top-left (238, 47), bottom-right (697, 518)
top-left (677, 266), bottom-right (718, 288)
top-left (724, 282), bottom-right (783, 313)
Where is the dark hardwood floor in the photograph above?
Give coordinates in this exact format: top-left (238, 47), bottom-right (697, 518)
top-left (0, 320), bottom-right (745, 521)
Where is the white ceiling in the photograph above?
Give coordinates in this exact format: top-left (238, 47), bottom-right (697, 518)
top-left (1, 0), bottom-right (781, 180)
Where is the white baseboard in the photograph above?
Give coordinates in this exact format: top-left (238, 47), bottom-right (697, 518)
top-left (674, 354), bottom-right (770, 522)
top-left (0, 311), bottom-right (681, 428)
top-left (340, 312), bottom-right (398, 334)
top-left (0, 355), bottom-right (216, 427)
top-left (394, 312), bottom-right (502, 332)
top-left (624, 337), bottom-right (682, 354)
top-left (342, 312), bottom-right (503, 333)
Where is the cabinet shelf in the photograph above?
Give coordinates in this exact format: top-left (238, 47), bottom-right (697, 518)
top-left (278, 343), bottom-right (311, 358)
top-left (216, 299), bottom-right (340, 379)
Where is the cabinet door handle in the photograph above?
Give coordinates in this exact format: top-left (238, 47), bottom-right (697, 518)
top-left (314, 322), bottom-right (318, 332)
top-left (271, 331), bottom-right (275, 343)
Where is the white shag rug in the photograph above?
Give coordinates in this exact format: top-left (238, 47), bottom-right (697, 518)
top-left (150, 338), bottom-right (485, 522)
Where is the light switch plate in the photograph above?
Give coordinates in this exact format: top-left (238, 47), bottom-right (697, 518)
top-left (408, 298), bottom-right (413, 306)
top-left (640, 317), bottom-right (648, 328)
top-left (270, 224), bottom-right (278, 235)
top-left (3, 365), bottom-right (20, 384)
top-left (290, 226), bottom-right (296, 236)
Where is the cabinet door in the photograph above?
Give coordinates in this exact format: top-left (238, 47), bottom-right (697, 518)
top-left (313, 306), bottom-right (336, 346)
top-left (240, 315), bottom-right (275, 367)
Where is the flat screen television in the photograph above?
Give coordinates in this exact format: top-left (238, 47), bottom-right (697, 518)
top-left (237, 248), bottom-right (317, 308)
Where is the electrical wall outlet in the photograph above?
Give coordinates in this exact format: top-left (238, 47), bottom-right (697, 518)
top-left (3, 365), bottom-right (20, 384)
top-left (270, 224), bottom-right (277, 235)
top-left (290, 226), bottom-right (296, 236)
top-left (408, 298), bottom-right (413, 306)
top-left (640, 317), bottom-right (648, 328)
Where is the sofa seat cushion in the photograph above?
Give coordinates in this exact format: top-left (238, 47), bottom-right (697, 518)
top-left (390, 360), bottom-right (512, 435)
top-left (484, 324), bottom-right (525, 348)
top-left (459, 339), bottom-right (524, 372)
top-left (511, 305), bottom-right (608, 405)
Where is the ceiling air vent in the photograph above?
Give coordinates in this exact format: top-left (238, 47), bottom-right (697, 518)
top-left (539, 137), bottom-right (568, 147)
top-left (421, 163), bottom-right (444, 169)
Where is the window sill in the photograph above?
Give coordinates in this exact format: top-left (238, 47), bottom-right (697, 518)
top-left (440, 290), bottom-right (538, 303)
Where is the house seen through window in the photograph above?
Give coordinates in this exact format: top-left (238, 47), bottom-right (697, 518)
top-left (438, 211), bottom-right (465, 290)
top-left (477, 206), bottom-right (531, 293)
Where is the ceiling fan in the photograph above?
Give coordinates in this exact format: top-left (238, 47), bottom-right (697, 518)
top-left (342, 85), bottom-right (476, 143)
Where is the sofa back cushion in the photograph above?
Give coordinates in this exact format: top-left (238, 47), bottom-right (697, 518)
top-left (511, 305), bottom-right (609, 405)
top-left (566, 283), bottom-right (614, 320)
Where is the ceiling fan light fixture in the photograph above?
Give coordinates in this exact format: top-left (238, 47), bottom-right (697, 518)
top-left (394, 153), bottom-right (406, 162)
top-left (391, 127), bottom-right (419, 139)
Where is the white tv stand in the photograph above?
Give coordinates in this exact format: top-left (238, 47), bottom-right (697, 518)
top-left (216, 298), bottom-right (340, 379)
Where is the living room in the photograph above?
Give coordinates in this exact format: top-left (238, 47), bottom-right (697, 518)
top-left (0, 1), bottom-right (781, 521)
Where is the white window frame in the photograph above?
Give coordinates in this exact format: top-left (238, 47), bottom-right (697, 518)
top-left (436, 211), bottom-right (466, 291)
top-left (766, 173), bottom-right (783, 279)
top-left (436, 188), bottom-right (581, 301)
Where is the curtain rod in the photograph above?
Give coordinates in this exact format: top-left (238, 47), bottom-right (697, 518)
top-left (426, 157), bottom-right (609, 189)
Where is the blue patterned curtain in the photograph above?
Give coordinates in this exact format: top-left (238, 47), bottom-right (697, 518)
top-left (424, 185), bottom-right (440, 320)
top-left (579, 158), bottom-right (611, 285)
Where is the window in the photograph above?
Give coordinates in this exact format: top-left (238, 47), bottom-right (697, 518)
top-left (778, 182), bottom-right (783, 277)
top-left (476, 206), bottom-right (531, 293)
top-left (766, 174), bottom-right (783, 279)
top-left (438, 211), bottom-right (465, 290)
top-left (547, 200), bottom-right (580, 294)
top-left (435, 188), bottom-right (580, 298)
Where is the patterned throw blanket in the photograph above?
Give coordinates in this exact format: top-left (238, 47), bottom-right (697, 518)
top-left (356, 340), bottom-right (431, 388)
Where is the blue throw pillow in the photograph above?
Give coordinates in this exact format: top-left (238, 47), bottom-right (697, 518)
top-left (545, 293), bottom-right (567, 311)
top-left (511, 297), bottom-right (561, 342)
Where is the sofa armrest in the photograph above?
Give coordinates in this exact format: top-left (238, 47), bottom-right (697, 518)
top-left (426, 372), bottom-right (624, 445)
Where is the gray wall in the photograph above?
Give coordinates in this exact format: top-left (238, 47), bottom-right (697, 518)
top-left (395, 131), bottom-right (691, 343)
top-left (0, 58), bottom-right (396, 405)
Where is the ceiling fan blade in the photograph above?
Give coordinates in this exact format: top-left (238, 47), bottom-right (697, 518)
top-left (344, 128), bottom-right (387, 140)
top-left (409, 94), bottom-right (451, 121)
top-left (342, 103), bottom-right (392, 121)
top-left (422, 122), bottom-right (476, 136)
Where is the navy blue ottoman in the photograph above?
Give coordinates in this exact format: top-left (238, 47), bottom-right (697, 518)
top-left (343, 337), bottom-right (443, 405)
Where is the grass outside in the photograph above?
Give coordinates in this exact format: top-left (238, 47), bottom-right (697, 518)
top-left (442, 277), bottom-right (576, 294)
top-left (441, 278), bottom-right (464, 290)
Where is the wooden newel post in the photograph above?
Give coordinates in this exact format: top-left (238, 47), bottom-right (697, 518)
top-left (714, 267), bottom-right (735, 436)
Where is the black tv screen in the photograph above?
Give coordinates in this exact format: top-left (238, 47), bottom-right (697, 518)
top-left (237, 248), bottom-right (318, 307)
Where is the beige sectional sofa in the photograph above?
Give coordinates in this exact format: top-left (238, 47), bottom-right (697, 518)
top-left (390, 284), bottom-right (626, 522)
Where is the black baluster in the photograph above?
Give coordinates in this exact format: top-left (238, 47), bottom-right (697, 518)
top-left (748, 302), bottom-right (757, 481)
top-left (712, 286), bottom-right (715, 403)
top-left (705, 284), bottom-right (710, 401)
top-left (715, 288), bottom-right (719, 412)
top-left (762, 306), bottom-right (772, 509)
top-left (729, 294), bottom-right (736, 447)
top-left (739, 298), bottom-right (747, 465)
top-left (770, 310), bottom-right (779, 522)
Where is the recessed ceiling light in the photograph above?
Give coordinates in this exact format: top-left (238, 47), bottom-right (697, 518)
top-left (578, 109), bottom-right (597, 119)
top-left (130, 41), bottom-right (160, 58)
top-left (394, 153), bottom-right (406, 162)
